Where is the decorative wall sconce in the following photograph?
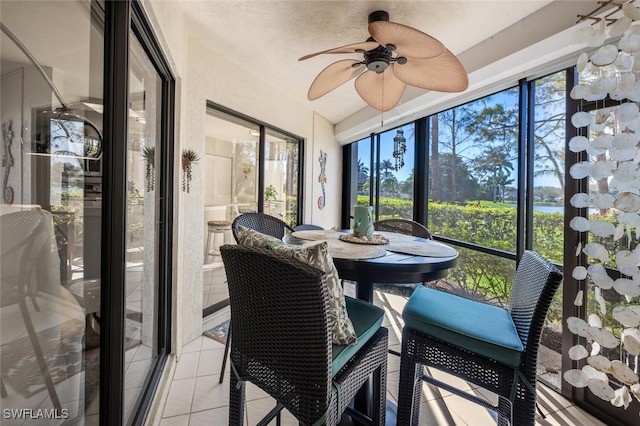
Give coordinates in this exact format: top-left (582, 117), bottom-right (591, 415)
top-left (393, 128), bottom-right (406, 171)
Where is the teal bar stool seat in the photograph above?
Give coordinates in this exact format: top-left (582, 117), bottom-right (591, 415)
top-left (397, 250), bottom-right (562, 426)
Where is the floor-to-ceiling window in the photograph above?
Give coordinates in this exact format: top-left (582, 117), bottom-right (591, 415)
top-left (343, 63), bottom-right (640, 422)
top-left (349, 124), bottom-right (415, 221)
top-left (0, 1), bottom-right (173, 425)
top-left (202, 103), bottom-right (303, 317)
top-left (123, 22), bottom-right (170, 424)
top-left (1, 1), bottom-right (105, 422)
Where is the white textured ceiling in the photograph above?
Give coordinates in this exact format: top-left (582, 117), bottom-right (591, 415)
top-left (177, 0), bottom-right (583, 124)
top-left (0, 0), bottom-right (605, 134)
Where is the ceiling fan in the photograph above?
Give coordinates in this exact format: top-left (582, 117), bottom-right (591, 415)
top-left (300, 10), bottom-right (469, 112)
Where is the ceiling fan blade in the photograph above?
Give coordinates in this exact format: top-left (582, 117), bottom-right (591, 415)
top-left (369, 21), bottom-right (444, 59)
top-left (308, 60), bottom-right (365, 100)
top-left (393, 49), bottom-right (468, 92)
top-left (355, 70), bottom-right (407, 112)
top-left (299, 41), bottom-right (379, 61)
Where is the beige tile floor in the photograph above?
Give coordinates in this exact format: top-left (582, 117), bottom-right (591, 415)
top-left (156, 287), bottom-right (608, 426)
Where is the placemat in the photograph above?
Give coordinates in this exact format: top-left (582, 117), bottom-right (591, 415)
top-left (387, 240), bottom-right (458, 257)
top-left (338, 233), bottom-right (389, 245)
top-left (325, 239), bottom-right (387, 260)
top-left (291, 230), bottom-right (341, 240)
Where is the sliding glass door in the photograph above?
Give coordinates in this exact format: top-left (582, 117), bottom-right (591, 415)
top-left (122, 27), bottom-right (163, 424)
top-left (0, 2), bottom-right (173, 425)
top-left (202, 103), bottom-right (302, 316)
top-left (0, 1), bottom-right (104, 422)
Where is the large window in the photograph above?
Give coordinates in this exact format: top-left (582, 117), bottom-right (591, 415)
top-left (202, 103), bottom-right (303, 316)
top-left (429, 88), bottom-right (520, 251)
top-left (344, 64), bottom-right (640, 421)
top-left (350, 124), bottom-right (415, 221)
top-left (343, 70), bottom-right (571, 398)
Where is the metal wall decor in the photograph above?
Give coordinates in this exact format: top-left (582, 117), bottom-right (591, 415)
top-left (317, 150), bottom-right (327, 209)
top-left (393, 128), bottom-right (406, 171)
top-left (2, 120), bottom-right (14, 204)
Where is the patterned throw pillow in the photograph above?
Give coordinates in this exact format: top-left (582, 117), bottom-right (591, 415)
top-left (236, 226), bottom-right (357, 345)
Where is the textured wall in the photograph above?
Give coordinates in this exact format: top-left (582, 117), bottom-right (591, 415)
top-left (146, 1), bottom-right (342, 350)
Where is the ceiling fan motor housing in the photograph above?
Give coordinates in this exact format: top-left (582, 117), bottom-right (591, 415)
top-left (368, 10), bottom-right (390, 24)
top-left (366, 47), bottom-right (391, 73)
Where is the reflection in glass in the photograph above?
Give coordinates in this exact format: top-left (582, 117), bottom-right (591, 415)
top-left (264, 129), bottom-right (299, 226)
top-left (202, 111), bottom-right (259, 314)
top-left (123, 32), bottom-right (161, 424)
top-left (531, 71), bottom-right (567, 391)
top-left (0, 0), bottom-right (103, 422)
top-left (202, 108), bottom-right (302, 315)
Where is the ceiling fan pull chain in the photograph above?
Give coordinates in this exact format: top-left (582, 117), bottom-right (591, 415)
top-left (381, 72), bottom-right (385, 127)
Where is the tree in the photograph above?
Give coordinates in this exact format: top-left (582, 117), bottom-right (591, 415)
top-left (532, 72), bottom-right (568, 193)
top-left (471, 145), bottom-right (514, 202)
top-left (380, 175), bottom-right (399, 194)
top-left (357, 158), bottom-right (369, 176)
top-left (432, 153), bottom-right (479, 202)
top-left (431, 116), bottom-right (442, 202)
top-left (399, 168), bottom-right (414, 195)
top-left (434, 105), bottom-right (479, 203)
top-left (463, 92), bottom-right (519, 202)
top-left (379, 159), bottom-right (394, 180)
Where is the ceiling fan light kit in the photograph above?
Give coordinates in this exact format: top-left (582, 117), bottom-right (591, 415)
top-left (300, 10), bottom-right (468, 112)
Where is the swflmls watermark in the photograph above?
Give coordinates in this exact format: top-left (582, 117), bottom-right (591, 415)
top-left (3, 408), bottom-right (69, 420)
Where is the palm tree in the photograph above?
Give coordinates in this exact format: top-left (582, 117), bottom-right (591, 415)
top-left (380, 159), bottom-right (394, 180)
top-left (358, 158), bottom-right (369, 176)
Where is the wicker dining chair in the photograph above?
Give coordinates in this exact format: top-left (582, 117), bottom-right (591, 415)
top-left (231, 212), bottom-right (294, 242)
top-left (0, 209), bottom-right (62, 410)
top-left (294, 223), bottom-right (324, 231)
top-left (219, 212), bottom-right (296, 384)
top-left (373, 218), bottom-right (432, 240)
top-left (220, 244), bottom-right (388, 425)
top-left (397, 250), bottom-right (562, 426)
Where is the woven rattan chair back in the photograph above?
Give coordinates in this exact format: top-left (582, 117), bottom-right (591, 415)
top-left (221, 244), bottom-right (388, 425)
top-left (221, 244), bottom-right (333, 424)
top-left (373, 218), bottom-right (432, 239)
top-left (1, 209), bottom-right (45, 258)
top-left (509, 250), bottom-right (563, 353)
top-left (294, 223), bottom-right (324, 231)
top-left (231, 212), bottom-right (294, 242)
top-left (0, 208), bottom-right (62, 410)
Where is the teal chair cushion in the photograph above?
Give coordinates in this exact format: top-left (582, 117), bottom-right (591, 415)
top-left (332, 296), bottom-right (385, 376)
top-left (402, 286), bottom-right (524, 368)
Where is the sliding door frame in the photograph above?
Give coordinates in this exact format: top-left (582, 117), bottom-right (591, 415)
top-left (101, 1), bottom-right (174, 424)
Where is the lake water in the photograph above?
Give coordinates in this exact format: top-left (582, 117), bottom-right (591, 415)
top-left (533, 205), bottom-right (564, 214)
